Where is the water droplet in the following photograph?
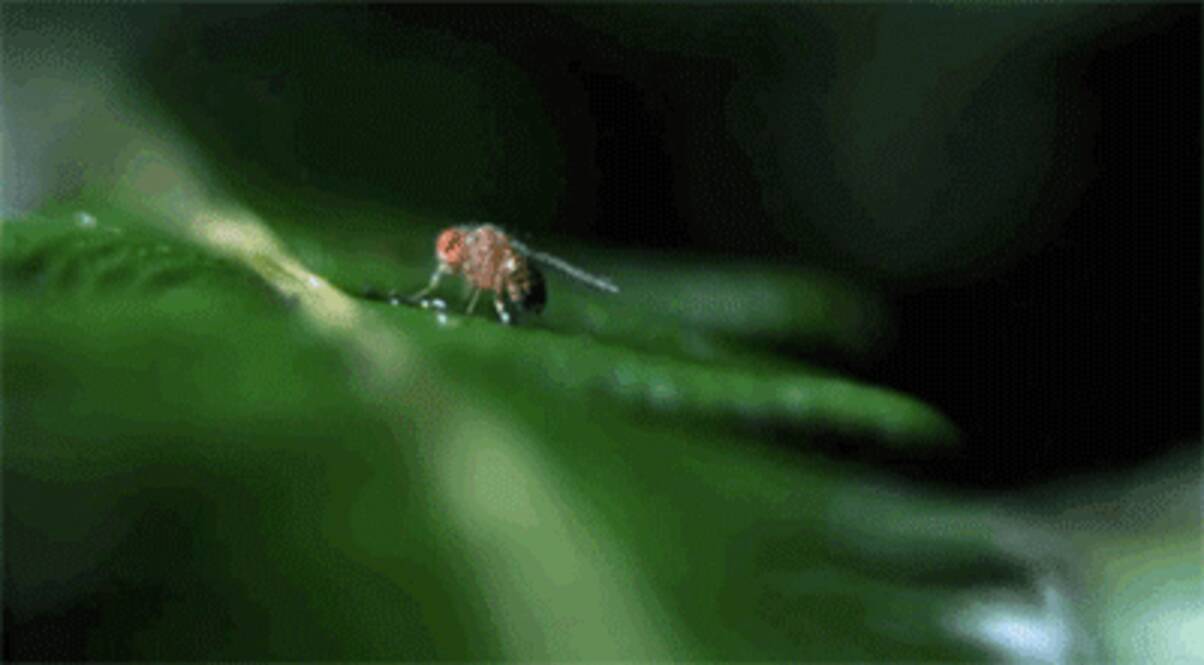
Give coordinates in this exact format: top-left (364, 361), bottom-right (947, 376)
top-left (306, 275), bottom-right (322, 289)
top-left (74, 211), bottom-right (97, 228)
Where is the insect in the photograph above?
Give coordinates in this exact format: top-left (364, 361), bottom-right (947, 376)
top-left (410, 223), bottom-right (618, 324)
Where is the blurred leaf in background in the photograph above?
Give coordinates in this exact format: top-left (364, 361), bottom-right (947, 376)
top-left (2, 4), bottom-right (1199, 662)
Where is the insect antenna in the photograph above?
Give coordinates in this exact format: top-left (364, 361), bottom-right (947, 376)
top-left (525, 248), bottom-right (619, 294)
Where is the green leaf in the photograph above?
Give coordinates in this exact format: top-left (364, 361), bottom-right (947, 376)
top-left (2, 200), bottom-right (1078, 660)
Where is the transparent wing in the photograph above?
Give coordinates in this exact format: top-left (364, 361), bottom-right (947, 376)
top-left (525, 248), bottom-right (619, 294)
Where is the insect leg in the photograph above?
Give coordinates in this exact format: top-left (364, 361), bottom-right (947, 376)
top-left (492, 294), bottom-right (512, 325)
top-left (410, 266), bottom-right (447, 302)
top-left (465, 287), bottom-right (482, 315)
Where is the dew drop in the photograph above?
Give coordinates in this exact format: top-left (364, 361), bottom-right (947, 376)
top-left (74, 211), bottom-right (97, 228)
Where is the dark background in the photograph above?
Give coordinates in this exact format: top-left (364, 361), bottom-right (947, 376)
top-left (78, 5), bottom-right (1204, 488)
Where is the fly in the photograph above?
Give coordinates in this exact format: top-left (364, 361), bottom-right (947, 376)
top-left (411, 224), bottom-right (618, 324)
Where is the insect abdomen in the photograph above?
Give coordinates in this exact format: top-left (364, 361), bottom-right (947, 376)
top-left (514, 264), bottom-right (546, 312)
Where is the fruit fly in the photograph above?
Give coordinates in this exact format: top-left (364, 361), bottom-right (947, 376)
top-left (410, 224), bottom-right (618, 324)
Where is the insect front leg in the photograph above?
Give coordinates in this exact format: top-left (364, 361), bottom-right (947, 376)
top-left (410, 265), bottom-right (447, 302)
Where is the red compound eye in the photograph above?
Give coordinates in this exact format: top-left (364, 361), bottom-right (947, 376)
top-left (435, 228), bottom-right (466, 267)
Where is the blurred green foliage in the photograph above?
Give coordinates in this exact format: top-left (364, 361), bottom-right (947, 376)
top-left (4, 201), bottom-right (1041, 660)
